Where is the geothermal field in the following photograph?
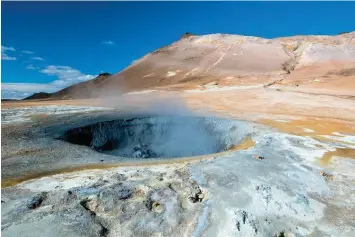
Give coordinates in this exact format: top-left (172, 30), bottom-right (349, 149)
top-left (2, 31), bottom-right (355, 237)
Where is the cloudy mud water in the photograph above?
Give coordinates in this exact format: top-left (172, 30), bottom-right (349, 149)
top-left (60, 116), bottom-right (253, 159)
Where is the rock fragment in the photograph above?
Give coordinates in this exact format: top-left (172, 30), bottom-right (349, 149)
top-left (321, 171), bottom-right (334, 181)
top-left (151, 201), bottom-right (164, 213)
top-left (189, 187), bottom-right (204, 203)
top-left (253, 155), bottom-right (265, 160)
top-left (26, 192), bottom-right (47, 209)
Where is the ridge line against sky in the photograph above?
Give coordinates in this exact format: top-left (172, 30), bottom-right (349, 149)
top-left (2, 1), bottom-right (355, 99)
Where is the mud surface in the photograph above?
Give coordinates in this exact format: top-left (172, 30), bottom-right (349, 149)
top-left (60, 116), bottom-right (248, 158)
top-left (2, 105), bottom-right (355, 237)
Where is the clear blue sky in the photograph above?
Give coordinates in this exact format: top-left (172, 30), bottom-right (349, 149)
top-left (2, 1), bottom-right (355, 98)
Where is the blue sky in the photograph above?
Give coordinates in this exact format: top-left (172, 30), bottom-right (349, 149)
top-left (2, 1), bottom-right (355, 99)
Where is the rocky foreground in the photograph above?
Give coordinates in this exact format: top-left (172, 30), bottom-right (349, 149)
top-left (1, 102), bottom-right (355, 237)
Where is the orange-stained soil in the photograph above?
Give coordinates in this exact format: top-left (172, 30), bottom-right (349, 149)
top-left (2, 85), bottom-right (355, 186)
top-left (1, 135), bottom-right (256, 188)
top-left (320, 148), bottom-right (355, 166)
top-left (258, 118), bottom-right (355, 136)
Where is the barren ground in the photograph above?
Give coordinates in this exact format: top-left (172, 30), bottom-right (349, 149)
top-left (2, 32), bottom-right (355, 237)
top-left (2, 85), bottom-right (355, 237)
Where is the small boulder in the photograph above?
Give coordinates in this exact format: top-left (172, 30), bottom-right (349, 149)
top-left (26, 192), bottom-right (47, 209)
top-left (189, 187), bottom-right (204, 203)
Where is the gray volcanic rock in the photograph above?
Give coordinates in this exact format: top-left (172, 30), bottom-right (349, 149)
top-left (1, 166), bottom-right (205, 237)
top-left (1, 105), bottom-right (355, 237)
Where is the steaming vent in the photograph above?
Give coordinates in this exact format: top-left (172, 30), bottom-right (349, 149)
top-left (59, 116), bottom-right (252, 159)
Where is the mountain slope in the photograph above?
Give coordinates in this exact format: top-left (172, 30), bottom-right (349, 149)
top-left (30, 32), bottom-right (355, 100)
top-left (49, 72), bottom-right (113, 99)
top-left (99, 34), bottom-right (294, 92)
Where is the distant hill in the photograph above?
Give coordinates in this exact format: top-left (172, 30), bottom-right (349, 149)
top-left (23, 92), bottom-right (51, 100)
top-left (1, 99), bottom-right (18, 102)
top-left (49, 72), bottom-right (113, 99)
top-left (23, 73), bottom-right (113, 100)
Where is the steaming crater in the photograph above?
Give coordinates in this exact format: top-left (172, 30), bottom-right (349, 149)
top-left (60, 116), bottom-right (253, 158)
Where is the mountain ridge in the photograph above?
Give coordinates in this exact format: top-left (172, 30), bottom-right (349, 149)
top-left (25, 31), bottom-right (355, 100)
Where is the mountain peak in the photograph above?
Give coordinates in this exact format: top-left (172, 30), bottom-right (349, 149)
top-left (181, 32), bottom-right (194, 39)
top-left (98, 72), bottom-right (112, 77)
